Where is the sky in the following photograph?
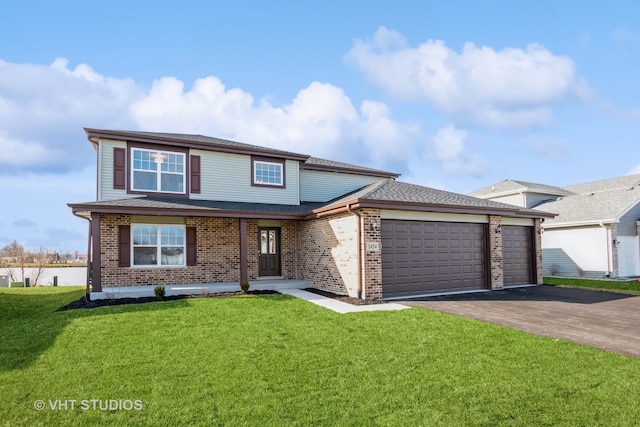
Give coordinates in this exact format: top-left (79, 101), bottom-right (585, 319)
top-left (1, 1), bottom-right (639, 252)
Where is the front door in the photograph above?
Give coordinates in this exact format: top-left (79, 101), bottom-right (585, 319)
top-left (259, 228), bottom-right (281, 276)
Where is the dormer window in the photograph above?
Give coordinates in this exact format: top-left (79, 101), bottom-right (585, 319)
top-left (252, 157), bottom-right (285, 188)
top-left (132, 148), bottom-right (185, 194)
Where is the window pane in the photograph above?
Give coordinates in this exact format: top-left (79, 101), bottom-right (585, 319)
top-left (134, 171), bottom-right (157, 191)
top-left (269, 230), bottom-right (277, 254)
top-left (260, 230), bottom-right (268, 254)
top-left (161, 247), bottom-right (184, 265)
top-left (255, 162), bottom-right (282, 185)
top-left (133, 150), bottom-right (157, 171)
top-left (161, 226), bottom-right (184, 246)
top-left (133, 225), bottom-right (157, 245)
top-left (161, 153), bottom-right (184, 173)
top-left (133, 247), bottom-right (157, 266)
top-left (161, 173), bottom-right (183, 192)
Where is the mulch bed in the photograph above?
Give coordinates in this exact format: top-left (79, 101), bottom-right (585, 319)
top-left (57, 290), bottom-right (279, 311)
top-left (303, 288), bottom-right (386, 305)
top-left (57, 287), bottom-right (385, 311)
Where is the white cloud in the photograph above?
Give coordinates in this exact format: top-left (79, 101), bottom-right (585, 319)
top-left (0, 58), bottom-right (140, 174)
top-left (630, 163), bottom-right (640, 175)
top-left (346, 26), bottom-right (590, 129)
top-left (427, 124), bottom-right (486, 176)
top-left (131, 77), bottom-right (420, 166)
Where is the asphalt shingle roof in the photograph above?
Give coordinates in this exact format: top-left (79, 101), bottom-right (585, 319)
top-left (471, 179), bottom-right (572, 197)
top-left (329, 179), bottom-right (550, 215)
top-left (537, 181), bottom-right (640, 225)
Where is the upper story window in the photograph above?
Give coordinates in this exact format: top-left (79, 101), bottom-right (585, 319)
top-left (252, 158), bottom-right (285, 188)
top-left (132, 148), bottom-right (185, 194)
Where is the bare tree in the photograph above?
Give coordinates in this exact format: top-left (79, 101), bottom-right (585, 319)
top-left (30, 246), bottom-right (53, 285)
top-left (0, 241), bottom-right (53, 286)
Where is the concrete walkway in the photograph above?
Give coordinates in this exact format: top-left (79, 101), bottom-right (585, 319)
top-left (280, 288), bottom-right (409, 314)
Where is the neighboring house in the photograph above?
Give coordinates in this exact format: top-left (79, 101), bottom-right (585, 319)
top-left (69, 129), bottom-right (552, 300)
top-left (472, 176), bottom-right (640, 278)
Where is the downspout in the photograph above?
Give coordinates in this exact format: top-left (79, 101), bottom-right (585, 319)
top-left (347, 204), bottom-right (363, 299)
top-left (599, 221), bottom-right (613, 277)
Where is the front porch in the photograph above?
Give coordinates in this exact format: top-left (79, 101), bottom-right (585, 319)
top-left (91, 279), bottom-right (312, 300)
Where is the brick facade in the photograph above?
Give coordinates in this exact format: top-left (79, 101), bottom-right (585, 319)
top-left (98, 210), bottom-right (544, 300)
top-left (360, 208), bottom-right (382, 300)
top-left (488, 215), bottom-right (504, 290)
top-left (100, 214), bottom-right (241, 288)
top-left (296, 212), bottom-right (359, 296)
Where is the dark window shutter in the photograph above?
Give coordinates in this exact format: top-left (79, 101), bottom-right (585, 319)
top-left (118, 225), bottom-right (131, 267)
top-left (186, 227), bottom-right (197, 266)
top-left (113, 147), bottom-right (126, 190)
top-left (190, 155), bottom-right (201, 194)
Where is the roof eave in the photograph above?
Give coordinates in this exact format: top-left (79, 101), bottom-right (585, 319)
top-left (308, 198), bottom-right (555, 219)
top-left (301, 163), bottom-right (400, 178)
top-left (68, 202), bottom-right (306, 220)
top-left (84, 128), bottom-right (310, 161)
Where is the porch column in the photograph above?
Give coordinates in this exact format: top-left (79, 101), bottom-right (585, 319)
top-left (240, 218), bottom-right (248, 282)
top-left (90, 213), bottom-right (101, 292)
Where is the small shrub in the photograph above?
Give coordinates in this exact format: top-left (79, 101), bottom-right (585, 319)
top-left (548, 264), bottom-right (560, 276)
top-left (202, 288), bottom-right (210, 297)
top-left (240, 281), bottom-right (250, 294)
top-left (154, 285), bottom-right (166, 300)
top-left (577, 267), bottom-right (585, 278)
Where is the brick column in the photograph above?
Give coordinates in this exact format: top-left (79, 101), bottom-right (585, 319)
top-left (610, 224), bottom-right (619, 278)
top-left (489, 215), bottom-right (503, 290)
top-left (360, 208), bottom-right (382, 300)
top-left (534, 218), bottom-right (543, 284)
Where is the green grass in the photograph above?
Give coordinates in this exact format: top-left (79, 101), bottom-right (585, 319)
top-left (2, 287), bottom-right (640, 426)
top-left (544, 276), bottom-right (640, 294)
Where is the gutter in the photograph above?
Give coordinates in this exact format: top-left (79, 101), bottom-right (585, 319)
top-left (346, 203), bottom-right (363, 299)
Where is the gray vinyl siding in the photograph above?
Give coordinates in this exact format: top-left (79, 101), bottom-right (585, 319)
top-left (526, 192), bottom-right (558, 209)
top-left (300, 170), bottom-right (383, 202)
top-left (98, 139), bottom-right (138, 202)
top-left (483, 193), bottom-right (524, 207)
top-left (618, 201), bottom-right (640, 236)
top-left (192, 149), bottom-right (299, 205)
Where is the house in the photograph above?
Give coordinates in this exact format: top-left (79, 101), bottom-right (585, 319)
top-left (68, 128), bottom-right (553, 300)
top-left (471, 176), bottom-right (640, 278)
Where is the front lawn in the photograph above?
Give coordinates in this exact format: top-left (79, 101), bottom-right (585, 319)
top-left (544, 276), bottom-right (640, 294)
top-left (1, 287), bottom-right (639, 426)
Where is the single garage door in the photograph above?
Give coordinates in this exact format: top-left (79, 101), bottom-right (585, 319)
top-left (382, 220), bottom-right (487, 298)
top-left (502, 226), bottom-right (534, 285)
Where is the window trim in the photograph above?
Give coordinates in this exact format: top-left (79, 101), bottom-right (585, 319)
top-left (127, 143), bottom-right (189, 197)
top-left (251, 156), bottom-right (286, 188)
top-left (131, 224), bottom-right (186, 268)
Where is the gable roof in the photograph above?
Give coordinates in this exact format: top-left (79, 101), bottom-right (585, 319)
top-left (537, 175), bottom-right (640, 227)
top-left (84, 128), bottom-right (398, 178)
top-left (471, 179), bottom-right (572, 198)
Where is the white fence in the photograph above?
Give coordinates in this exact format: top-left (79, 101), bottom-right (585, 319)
top-left (0, 266), bottom-right (87, 286)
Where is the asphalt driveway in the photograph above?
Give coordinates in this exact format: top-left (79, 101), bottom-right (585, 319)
top-left (400, 285), bottom-right (640, 358)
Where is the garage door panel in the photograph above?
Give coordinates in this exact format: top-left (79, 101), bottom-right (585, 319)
top-left (382, 220), bottom-right (487, 297)
top-left (503, 225), bottom-right (533, 285)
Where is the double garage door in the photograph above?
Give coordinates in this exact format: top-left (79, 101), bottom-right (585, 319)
top-left (381, 219), bottom-right (533, 298)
